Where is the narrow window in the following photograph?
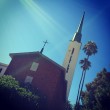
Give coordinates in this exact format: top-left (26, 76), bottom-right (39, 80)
top-left (69, 56), bottom-right (72, 63)
top-left (66, 64), bottom-right (70, 73)
top-left (71, 48), bottom-right (74, 54)
top-left (0, 68), bottom-right (2, 73)
top-left (30, 62), bottom-right (39, 71)
top-left (25, 76), bottom-right (33, 84)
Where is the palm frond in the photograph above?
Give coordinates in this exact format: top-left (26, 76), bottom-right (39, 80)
top-left (83, 41), bottom-right (98, 56)
top-left (80, 58), bottom-right (91, 70)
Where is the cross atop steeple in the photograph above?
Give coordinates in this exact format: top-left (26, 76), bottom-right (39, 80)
top-left (40, 40), bottom-right (48, 54)
top-left (72, 12), bottom-right (85, 43)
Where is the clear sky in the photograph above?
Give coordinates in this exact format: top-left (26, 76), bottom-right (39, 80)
top-left (0, 0), bottom-right (110, 105)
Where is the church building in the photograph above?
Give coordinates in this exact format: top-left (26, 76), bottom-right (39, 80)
top-left (4, 12), bottom-right (85, 109)
top-left (5, 51), bottom-right (67, 110)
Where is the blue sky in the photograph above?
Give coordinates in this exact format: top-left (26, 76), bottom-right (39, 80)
top-left (0, 0), bottom-right (110, 105)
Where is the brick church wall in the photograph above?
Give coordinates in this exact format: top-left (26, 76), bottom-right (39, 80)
top-left (5, 52), bottom-right (67, 110)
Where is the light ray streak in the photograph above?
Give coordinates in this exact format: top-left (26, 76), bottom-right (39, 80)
top-left (19, 0), bottom-right (70, 53)
top-left (20, 0), bottom-right (69, 39)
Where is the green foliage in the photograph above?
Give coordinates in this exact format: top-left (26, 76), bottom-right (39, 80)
top-left (0, 75), bottom-right (19, 88)
top-left (65, 100), bottom-right (73, 110)
top-left (0, 75), bottom-right (39, 99)
top-left (81, 68), bottom-right (110, 110)
top-left (0, 75), bottom-right (45, 110)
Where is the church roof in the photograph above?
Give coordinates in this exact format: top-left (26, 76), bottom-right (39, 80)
top-left (10, 51), bottom-right (65, 72)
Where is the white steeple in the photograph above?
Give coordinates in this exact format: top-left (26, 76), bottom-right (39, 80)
top-left (63, 12), bottom-right (85, 97)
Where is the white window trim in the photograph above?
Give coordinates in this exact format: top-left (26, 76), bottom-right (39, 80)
top-left (30, 62), bottom-right (39, 72)
top-left (25, 76), bottom-right (33, 84)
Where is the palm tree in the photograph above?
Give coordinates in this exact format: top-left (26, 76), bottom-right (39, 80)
top-left (83, 41), bottom-right (97, 59)
top-left (80, 58), bottom-right (91, 70)
top-left (75, 69), bottom-right (85, 108)
top-left (75, 58), bottom-right (91, 110)
top-left (78, 58), bottom-right (91, 102)
top-left (75, 41), bottom-right (97, 110)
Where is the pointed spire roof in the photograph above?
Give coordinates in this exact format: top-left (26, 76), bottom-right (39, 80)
top-left (77, 11), bottom-right (85, 33)
top-left (72, 12), bottom-right (85, 43)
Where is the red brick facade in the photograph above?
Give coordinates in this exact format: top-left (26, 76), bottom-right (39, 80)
top-left (5, 52), bottom-right (67, 110)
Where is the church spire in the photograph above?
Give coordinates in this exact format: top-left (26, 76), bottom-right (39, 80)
top-left (77, 11), bottom-right (85, 33)
top-left (72, 12), bottom-right (85, 42)
top-left (63, 12), bottom-right (85, 97)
